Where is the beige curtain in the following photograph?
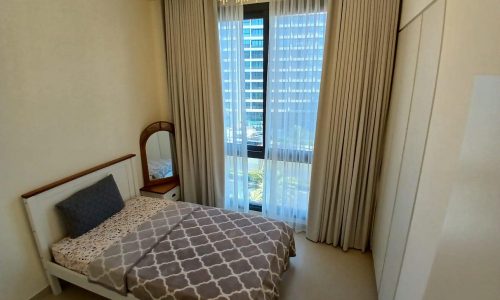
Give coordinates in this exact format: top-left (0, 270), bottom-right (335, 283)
top-left (163, 0), bottom-right (224, 207)
top-left (306, 0), bottom-right (400, 251)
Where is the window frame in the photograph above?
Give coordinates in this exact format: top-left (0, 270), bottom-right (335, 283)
top-left (243, 3), bottom-right (319, 166)
top-left (244, 3), bottom-right (269, 160)
top-left (242, 3), bottom-right (318, 211)
top-left (224, 3), bottom-right (327, 211)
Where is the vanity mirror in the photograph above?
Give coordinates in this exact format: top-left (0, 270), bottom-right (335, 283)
top-left (139, 121), bottom-right (178, 188)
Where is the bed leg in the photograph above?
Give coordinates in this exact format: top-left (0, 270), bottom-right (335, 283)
top-left (47, 273), bottom-right (62, 295)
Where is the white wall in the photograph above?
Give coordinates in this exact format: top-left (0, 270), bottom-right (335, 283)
top-left (0, 1), bottom-right (167, 299)
top-left (396, 0), bottom-right (500, 299)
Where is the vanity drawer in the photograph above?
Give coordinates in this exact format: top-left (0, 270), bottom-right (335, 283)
top-left (165, 186), bottom-right (180, 201)
top-left (140, 186), bottom-right (180, 201)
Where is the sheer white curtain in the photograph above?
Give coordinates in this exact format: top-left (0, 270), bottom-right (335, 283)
top-left (218, 3), bottom-right (249, 212)
top-left (263, 0), bottom-right (327, 231)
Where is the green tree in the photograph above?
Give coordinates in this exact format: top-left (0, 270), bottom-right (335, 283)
top-left (248, 162), bottom-right (264, 203)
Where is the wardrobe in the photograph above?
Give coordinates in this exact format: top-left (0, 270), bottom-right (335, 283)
top-left (371, 0), bottom-right (445, 299)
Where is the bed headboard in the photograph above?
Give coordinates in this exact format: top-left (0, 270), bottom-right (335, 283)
top-left (21, 154), bottom-right (139, 267)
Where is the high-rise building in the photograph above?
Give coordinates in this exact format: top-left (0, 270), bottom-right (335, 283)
top-left (243, 18), bottom-right (265, 147)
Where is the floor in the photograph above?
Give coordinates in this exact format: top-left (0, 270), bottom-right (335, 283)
top-left (34, 233), bottom-right (377, 300)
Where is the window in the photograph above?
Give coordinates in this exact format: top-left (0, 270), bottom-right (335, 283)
top-left (252, 29), bottom-right (263, 36)
top-left (251, 92), bottom-right (263, 99)
top-left (251, 40), bottom-right (264, 47)
top-left (221, 2), bottom-right (326, 212)
top-left (243, 3), bottom-right (268, 163)
top-left (242, 4), bottom-right (268, 210)
top-left (252, 61), bottom-right (263, 69)
top-left (252, 82), bottom-right (263, 89)
top-left (252, 72), bottom-right (263, 80)
top-left (252, 51), bottom-right (264, 59)
top-left (251, 18), bottom-right (263, 25)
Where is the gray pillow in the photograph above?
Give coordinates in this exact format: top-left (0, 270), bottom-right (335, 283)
top-left (56, 175), bottom-right (125, 238)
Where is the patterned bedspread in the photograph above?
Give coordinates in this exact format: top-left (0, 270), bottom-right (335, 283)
top-left (87, 202), bottom-right (295, 300)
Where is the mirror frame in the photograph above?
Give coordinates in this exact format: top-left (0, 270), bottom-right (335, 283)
top-left (139, 121), bottom-right (178, 187)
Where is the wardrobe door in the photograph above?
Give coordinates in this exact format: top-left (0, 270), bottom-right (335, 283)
top-left (393, 1), bottom-right (446, 297)
top-left (378, 1), bottom-right (446, 299)
top-left (372, 16), bottom-right (421, 288)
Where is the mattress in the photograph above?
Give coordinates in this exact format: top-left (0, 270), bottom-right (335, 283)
top-left (51, 196), bottom-right (172, 275)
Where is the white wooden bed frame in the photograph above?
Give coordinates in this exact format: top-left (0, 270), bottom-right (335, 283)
top-left (22, 155), bottom-right (141, 300)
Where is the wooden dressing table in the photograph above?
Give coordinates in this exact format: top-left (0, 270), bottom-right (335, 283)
top-left (138, 121), bottom-right (181, 201)
top-left (140, 180), bottom-right (180, 201)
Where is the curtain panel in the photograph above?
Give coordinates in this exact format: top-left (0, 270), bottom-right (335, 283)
top-left (218, 3), bottom-right (250, 212)
top-left (263, 0), bottom-right (328, 231)
top-left (163, 0), bottom-right (225, 207)
top-left (217, 0), bottom-right (329, 229)
top-left (307, 0), bottom-right (400, 251)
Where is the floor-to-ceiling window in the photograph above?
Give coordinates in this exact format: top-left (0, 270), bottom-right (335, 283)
top-left (219, 0), bottom-right (327, 229)
top-left (242, 5), bottom-right (268, 211)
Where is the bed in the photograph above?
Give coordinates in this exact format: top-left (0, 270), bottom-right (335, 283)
top-left (22, 154), bottom-right (295, 300)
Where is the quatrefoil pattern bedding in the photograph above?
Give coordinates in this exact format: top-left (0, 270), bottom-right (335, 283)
top-left (128, 207), bottom-right (296, 300)
top-left (52, 199), bottom-right (295, 300)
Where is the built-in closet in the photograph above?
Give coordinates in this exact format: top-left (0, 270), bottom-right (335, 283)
top-left (371, 0), bottom-right (445, 299)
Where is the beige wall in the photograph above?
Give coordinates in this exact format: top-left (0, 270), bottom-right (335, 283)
top-left (149, 0), bottom-right (170, 122)
top-left (396, 0), bottom-right (500, 299)
top-left (0, 1), bottom-right (167, 299)
top-left (424, 76), bottom-right (500, 300)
